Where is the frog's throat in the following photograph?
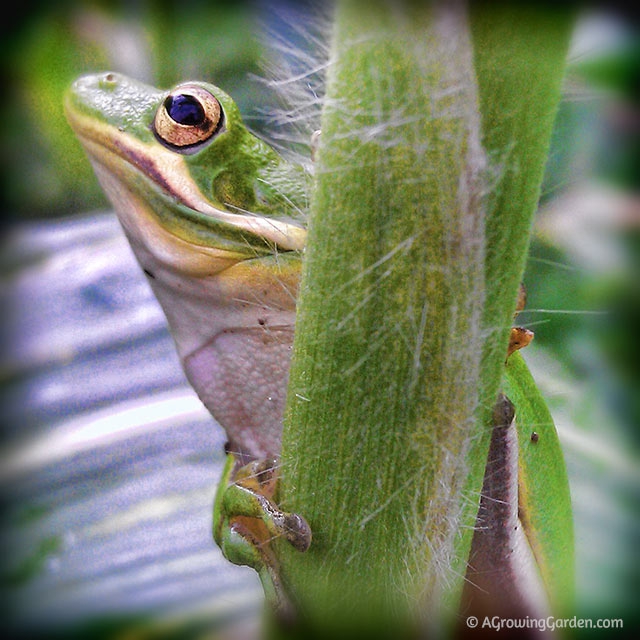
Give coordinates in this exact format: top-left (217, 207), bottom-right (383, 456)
top-left (67, 108), bottom-right (307, 254)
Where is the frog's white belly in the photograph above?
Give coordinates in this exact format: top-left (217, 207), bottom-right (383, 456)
top-left (117, 210), bottom-right (300, 462)
top-left (183, 326), bottom-right (294, 462)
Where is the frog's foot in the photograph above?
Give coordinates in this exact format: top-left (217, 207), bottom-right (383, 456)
top-left (213, 454), bottom-right (311, 615)
top-left (227, 457), bottom-right (312, 551)
top-left (218, 515), bottom-right (292, 615)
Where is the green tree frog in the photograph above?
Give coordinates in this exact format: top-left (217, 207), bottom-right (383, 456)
top-left (65, 72), bottom-right (312, 614)
top-left (66, 72), bottom-right (572, 620)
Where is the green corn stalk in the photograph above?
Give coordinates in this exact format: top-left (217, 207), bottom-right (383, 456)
top-left (272, 1), bottom-right (574, 636)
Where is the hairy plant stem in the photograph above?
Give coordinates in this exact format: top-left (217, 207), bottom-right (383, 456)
top-left (272, 1), bottom-right (573, 636)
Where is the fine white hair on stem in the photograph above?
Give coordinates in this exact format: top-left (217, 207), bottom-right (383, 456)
top-left (252, 1), bottom-right (333, 168)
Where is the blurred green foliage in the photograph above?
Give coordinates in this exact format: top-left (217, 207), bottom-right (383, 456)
top-left (529, 28), bottom-right (640, 446)
top-left (1, 0), bottom-right (266, 219)
top-left (576, 39), bottom-right (640, 190)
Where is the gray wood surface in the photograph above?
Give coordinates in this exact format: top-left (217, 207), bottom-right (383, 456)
top-left (1, 213), bottom-right (260, 637)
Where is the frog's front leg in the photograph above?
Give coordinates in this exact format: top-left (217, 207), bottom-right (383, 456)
top-left (213, 453), bottom-right (311, 616)
top-left (215, 508), bottom-right (286, 613)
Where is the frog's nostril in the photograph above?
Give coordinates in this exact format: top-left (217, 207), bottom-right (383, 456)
top-left (98, 72), bottom-right (119, 90)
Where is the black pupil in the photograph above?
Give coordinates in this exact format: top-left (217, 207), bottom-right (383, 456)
top-left (164, 94), bottom-right (205, 126)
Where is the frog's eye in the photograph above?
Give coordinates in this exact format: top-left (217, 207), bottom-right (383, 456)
top-left (154, 84), bottom-right (223, 149)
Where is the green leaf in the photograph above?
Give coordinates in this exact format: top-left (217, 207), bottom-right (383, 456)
top-left (503, 353), bottom-right (574, 615)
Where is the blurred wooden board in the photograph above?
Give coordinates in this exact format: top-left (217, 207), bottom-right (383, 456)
top-left (0, 212), bottom-right (260, 637)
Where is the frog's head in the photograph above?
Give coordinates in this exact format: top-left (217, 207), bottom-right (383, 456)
top-left (65, 72), bottom-right (308, 277)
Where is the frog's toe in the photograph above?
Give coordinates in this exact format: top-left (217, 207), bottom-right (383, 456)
top-left (281, 512), bottom-right (312, 551)
top-left (507, 326), bottom-right (534, 359)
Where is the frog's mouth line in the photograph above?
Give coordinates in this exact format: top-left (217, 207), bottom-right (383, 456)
top-left (66, 105), bottom-right (307, 254)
